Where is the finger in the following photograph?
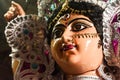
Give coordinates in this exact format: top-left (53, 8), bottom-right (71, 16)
top-left (4, 13), bottom-right (12, 21)
top-left (9, 6), bottom-right (18, 17)
top-left (4, 11), bottom-right (16, 21)
top-left (9, 6), bottom-right (16, 12)
top-left (7, 11), bottom-right (14, 17)
top-left (11, 1), bottom-right (25, 15)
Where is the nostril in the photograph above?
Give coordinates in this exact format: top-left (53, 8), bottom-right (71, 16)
top-left (61, 36), bottom-right (74, 43)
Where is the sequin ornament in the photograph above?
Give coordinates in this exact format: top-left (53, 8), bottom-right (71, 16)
top-left (37, 0), bottom-right (64, 20)
top-left (4, 14), bottom-right (55, 80)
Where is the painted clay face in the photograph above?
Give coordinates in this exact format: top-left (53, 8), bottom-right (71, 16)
top-left (50, 13), bottom-right (103, 75)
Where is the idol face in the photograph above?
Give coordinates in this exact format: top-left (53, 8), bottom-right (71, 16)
top-left (50, 13), bottom-right (103, 75)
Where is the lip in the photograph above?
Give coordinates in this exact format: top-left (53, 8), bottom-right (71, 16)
top-left (61, 44), bottom-right (76, 51)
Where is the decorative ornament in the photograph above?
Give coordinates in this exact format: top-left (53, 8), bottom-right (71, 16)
top-left (48, 0), bottom-right (108, 32)
top-left (37, 0), bottom-right (64, 20)
top-left (37, 0), bottom-right (107, 21)
top-left (98, 64), bottom-right (113, 80)
top-left (103, 0), bottom-right (120, 67)
top-left (72, 75), bottom-right (101, 80)
top-left (4, 14), bottom-right (55, 80)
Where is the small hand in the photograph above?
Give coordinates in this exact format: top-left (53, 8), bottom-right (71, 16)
top-left (4, 1), bottom-right (26, 22)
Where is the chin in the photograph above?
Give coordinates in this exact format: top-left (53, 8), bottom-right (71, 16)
top-left (57, 58), bottom-right (102, 75)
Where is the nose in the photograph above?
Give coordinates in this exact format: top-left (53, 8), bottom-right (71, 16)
top-left (62, 27), bottom-right (73, 44)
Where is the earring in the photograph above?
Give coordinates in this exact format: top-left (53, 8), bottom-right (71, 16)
top-left (97, 64), bottom-right (113, 80)
top-left (98, 40), bottom-right (102, 48)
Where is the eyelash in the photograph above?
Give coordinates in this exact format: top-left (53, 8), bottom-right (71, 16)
top-left (52, 27), bottom-right (65, 39)
top-left (71, 22), bottom-right (90, 32)
top-left (52, 22), bottom-right (91, 39)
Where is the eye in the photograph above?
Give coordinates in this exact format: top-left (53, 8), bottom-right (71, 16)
top-left (52, 28), bottom-right (65, 39)
top-left (72, 22), bottom-right (90, 32)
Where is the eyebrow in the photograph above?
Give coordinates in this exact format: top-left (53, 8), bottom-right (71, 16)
top-left (54, 24), bottom-right (66, 28)
top-left (68, 18), bottom-right (93, 25)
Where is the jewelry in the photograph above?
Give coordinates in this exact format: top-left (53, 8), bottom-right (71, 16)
top-left (60, 13), bottom-right (70, 21)
top-left (5, 14), bottom-right (55, 80)
top-left (48, 0), bottom-right (107, 30)
top-left (98, 40), bottom-right (102, 48)
top-left (72, 33), bottom-right (99, 39)
top-left (72, 75), bottom-right (101, 80)
top-left (98, 64), bottom-right (113, 80)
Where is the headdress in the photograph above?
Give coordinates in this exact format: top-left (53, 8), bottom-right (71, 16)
top-left (37, 0), bottom-right (107, 18)
top-left (103, 0), bottom-right (120, 68)
top-left (48, 0), bottom-right (107, 28)
top-left (37, 0), bottom-right (64, 20)
top-left (4, 14), bottom-right (55, 80)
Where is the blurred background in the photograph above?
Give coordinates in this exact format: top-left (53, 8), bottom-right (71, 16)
top-left (0, 0), bottom-right (37, 79)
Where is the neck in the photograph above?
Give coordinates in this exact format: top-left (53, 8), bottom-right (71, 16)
top-left (65, 70), bottom-right (102, 80)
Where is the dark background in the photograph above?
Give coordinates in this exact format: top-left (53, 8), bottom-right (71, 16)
top-left (0, 0), bottom-right (37, 79)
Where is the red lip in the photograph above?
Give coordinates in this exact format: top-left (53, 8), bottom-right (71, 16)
top-left (62, 44), bottom-right (75, 51)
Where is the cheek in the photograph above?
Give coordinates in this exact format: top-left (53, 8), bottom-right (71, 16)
top-left (76, 37), bottom-right (99, 53)
top-left (50, 38), bottom-right (62, 60)
top-left (75, 38), bottom-right (103, 65)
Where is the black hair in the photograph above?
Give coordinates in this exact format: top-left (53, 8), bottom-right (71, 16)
top-left (47, 1), bottom-right (104, 45)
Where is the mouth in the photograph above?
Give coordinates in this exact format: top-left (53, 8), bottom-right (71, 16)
top-left (61, 44), bottom-right (77, 51)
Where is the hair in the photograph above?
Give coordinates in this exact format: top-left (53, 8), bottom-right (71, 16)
top-left (47, 1), bottom-right (104, 45)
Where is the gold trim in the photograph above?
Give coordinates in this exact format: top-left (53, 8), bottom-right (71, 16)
top-left (48, 0), bottom-right (94, 30)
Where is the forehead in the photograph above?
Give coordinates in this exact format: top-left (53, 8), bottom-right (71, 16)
top-left (56, 13), bottom-right (92, 24)
top-left (54, 13), bottom-right (94, 28)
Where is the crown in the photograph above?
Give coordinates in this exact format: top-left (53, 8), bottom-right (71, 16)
top-left (37, 0), bottom-right (64, 20)
top-left (37, 0), bottom-right (108, 21)
top-left (46, 0), bottom-right (108, 37)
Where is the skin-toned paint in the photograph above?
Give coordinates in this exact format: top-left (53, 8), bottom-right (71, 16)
top-left (51, 14), bottom-right (103, 76)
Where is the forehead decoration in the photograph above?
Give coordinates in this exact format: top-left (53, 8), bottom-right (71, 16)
top-left (4, 15), bottom-right (55, 80)
top-left (48, 0), bottom-right (107, 30)
top-left (103, 0), bottom-right (120, 68)
top-left (60, 13), bottom-right (71, 21)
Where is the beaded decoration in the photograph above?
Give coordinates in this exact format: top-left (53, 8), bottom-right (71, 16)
top-left (72, 33), bottom-right (100, 38)
top-left (4, 14), bottom-right (55, 80)
top-left (37, 0), bottom-right (107, 20)
top-left (48, 0), bottom-right (107, 32)
top-left (37, 0), bottom-right (64, 20)
top-left (103, 0), bottom-right (120, 68)
top-left (72, 75), bottom-right (101, 80)
top-left (98, 64), bottom-right (113, 80)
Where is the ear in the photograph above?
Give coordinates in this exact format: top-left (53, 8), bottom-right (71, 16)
top-left (98, 40), bottom-right (102, 48)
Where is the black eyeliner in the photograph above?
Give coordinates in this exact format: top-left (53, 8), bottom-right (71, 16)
top-left (68, 18), bottom-right (93, 25)
top-left (54, 24), bottom-right (66, 28)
